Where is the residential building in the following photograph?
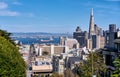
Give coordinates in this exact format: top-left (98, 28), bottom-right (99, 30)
top-left (34, 44), bottom-right (69, 57)
top-left (60, 36), bottom-right (79, 49)
top-left (31, 56), bottom-right (53, 77)
top-left (52, 54), bottom-right (66, 75)
top-left (19, 45), bottom-right (30, 64)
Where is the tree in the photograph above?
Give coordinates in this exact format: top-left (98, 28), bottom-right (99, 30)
top-left (0, 36), bottom-right (26, 77)
top-left (77, 51), bottom-right (106, 77)
top-left (111, 55), bottom-right (120, 77)
top-left (0, 29), bottom-right (15, 45)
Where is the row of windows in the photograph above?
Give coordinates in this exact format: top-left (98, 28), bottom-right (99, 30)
top-left (35, 61), bottom-right (51, 66)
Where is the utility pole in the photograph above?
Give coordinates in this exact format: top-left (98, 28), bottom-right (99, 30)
top-left (92, 50), bottom-right (93, 77)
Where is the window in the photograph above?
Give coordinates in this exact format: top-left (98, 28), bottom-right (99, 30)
top-left (46, 62), bottom-right (50, 65)
top-left (35, 61), bottom-right (38, 66)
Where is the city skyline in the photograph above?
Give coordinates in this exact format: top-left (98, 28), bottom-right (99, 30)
top-left (0, 0), bottom-right (120, 33)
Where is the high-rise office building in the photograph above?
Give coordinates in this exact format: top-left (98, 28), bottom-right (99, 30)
top-left (73, 26), bottom-right (88, 47)
top-left (109, 24), bottom-right (116, 32)
top-left (89, 8), bottom-right (95, 38)
top-left (92, 35), bottom-right (105, 49)
top-left (109, 24), bottom-right (116, 47)
top-left (94, 24), bottom-right (103, 35)
top-left (104, 24), bottom-right (117, 47)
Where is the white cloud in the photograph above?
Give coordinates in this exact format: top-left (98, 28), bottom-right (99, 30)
top-left (0, 2), bottom-right (8, 9)
top-left (0, 10), bottom-right (20, 16)
top-left (0, 2), bottom-right (21, 16)
top-left (13, 1), bottom-right (22, 5)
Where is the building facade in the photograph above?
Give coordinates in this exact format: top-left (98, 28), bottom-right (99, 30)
top-left (73, 26), bottom-right (88, 47)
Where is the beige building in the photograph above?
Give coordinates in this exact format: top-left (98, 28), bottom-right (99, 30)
top-left (31, 56), bottom-right (53, 76)
top-left (60, 37), bottom-right (79, 49)
top-left (87, 39), bottom-right (92, 49)
top-left (100, 36), bottom-right (105, 48)
top-left (34, 44), bottom-right (69, 57)
top-left (86, 35), bottom-right (105, 49)
top-left (65, 38), bottom-right (79, 49)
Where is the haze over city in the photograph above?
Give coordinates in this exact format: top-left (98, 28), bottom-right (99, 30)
top-left (0, 0), bottom-right (120, 33)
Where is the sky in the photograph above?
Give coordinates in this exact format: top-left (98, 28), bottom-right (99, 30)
top-left (0, 0), bottom-right (120, 33)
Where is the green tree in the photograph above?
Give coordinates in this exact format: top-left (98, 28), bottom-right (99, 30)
top-left (0, 29), bottom-right (15, 45)
top-left (77, 51), bottom-right (106, 77)
top-left (0, 36), bottom-right (26, 77)
top-left (111, 55), bottom-right (120, 77)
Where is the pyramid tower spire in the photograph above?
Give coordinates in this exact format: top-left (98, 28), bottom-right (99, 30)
top-left (89, 8), bottom-right (95, 38)
top-left (91, 8), bottom-right (93, 16)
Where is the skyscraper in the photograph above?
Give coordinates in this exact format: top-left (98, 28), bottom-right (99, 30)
top-left (73, 26), bottom-right (88, 47)
top-left (109, 24), bottom-right (116, 47)
top-left (109, 24), bottom-right (116, 32)
top-left (89, 8), bottom-right (95, 38)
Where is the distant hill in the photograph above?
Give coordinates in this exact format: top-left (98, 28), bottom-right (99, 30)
top-left (11, 32), bottom-right (73, 38)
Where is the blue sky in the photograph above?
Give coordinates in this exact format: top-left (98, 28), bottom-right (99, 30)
top-left (0, 0), bottom-right (120, 33)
